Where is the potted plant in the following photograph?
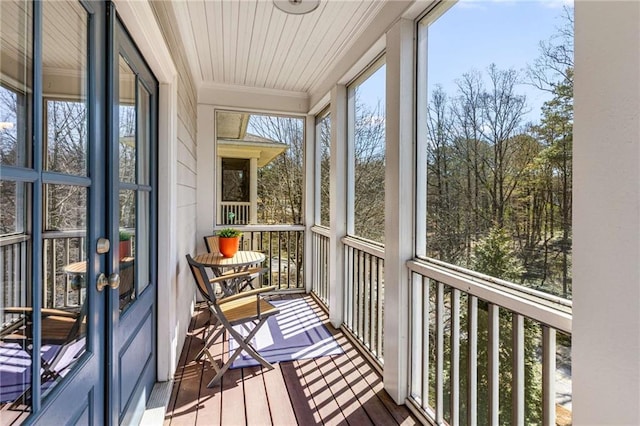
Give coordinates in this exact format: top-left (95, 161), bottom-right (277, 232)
top-left (119, 230), bottom-right (133, 260)
top-left (217, 228), bottom-right (242, 258)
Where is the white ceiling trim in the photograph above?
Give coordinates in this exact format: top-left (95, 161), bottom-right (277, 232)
top-left (200, 81), bottom-right (308, 99)
top-left (199, 82), bottom-right (309, 114)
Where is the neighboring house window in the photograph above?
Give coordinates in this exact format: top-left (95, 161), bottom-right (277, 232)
top-left (222, 158), bottom-right (250, 202)
top-left (215, 110), bottom-right (303, 226)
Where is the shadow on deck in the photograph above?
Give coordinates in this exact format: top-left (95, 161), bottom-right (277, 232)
top-left (163, 294), bottom-right (417, 426)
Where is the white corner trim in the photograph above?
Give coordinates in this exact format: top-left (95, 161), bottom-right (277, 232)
top-left (114, 0), bottom-right (179, 382)
top-left (164, 0), bottom-right (203, 90)
top-left (113, 0), bottom-right (177, 83)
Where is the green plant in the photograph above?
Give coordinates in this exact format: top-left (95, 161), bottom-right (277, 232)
top-left (217, 228), bottom-right (242, 238)
top-left (119, 230), bottom-right (132, 241)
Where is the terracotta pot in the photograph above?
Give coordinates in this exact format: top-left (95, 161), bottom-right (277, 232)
top-left (218, 236), bottom-right (239, 258)
top-left (119, 240), bottom-right (131, 260)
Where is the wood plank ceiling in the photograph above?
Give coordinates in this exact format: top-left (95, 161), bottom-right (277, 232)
top-left (171, 0), bottom-right (387, 95)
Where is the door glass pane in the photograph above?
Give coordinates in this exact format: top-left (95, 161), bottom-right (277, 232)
top-left (137, 192), bottom-right (149, 294)
top-left (38, 0), bottom-right (89, 404)
top-left (45, 100), bottom-right (87, 175)
top-left (44, 184), bottom-right (86, 232)
top-left (137, 84), bottom-right (150, 185)
top-left (0, 0), bottom-right (32, 169)
top-left (42, 1), bottom-right (87, 175)
top-left (41, 184), bottom-right (88, 401)
top-left (0, 180), bottom-right (26, 234)
top-left (119, 190), bottom-right (136, 312)
top-left (0, 181), bottom-right (31, 415)
top-left (119, 56), bottom-right (136, 184)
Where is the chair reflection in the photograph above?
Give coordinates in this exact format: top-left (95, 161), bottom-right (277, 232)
top-left (0, 301), bottom-right (87, 406)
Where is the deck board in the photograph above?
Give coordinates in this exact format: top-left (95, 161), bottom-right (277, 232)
top-left (280, 361), bottom-right (318, 425)
top-left (242, 366), bottom-right (272, 426)
top-left (166, 312), bottom-right (208, 426)
top-left (165, 294), bottom-right (418, 426)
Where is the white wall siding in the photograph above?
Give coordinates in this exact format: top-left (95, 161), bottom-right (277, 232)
top-left (151, 0), bottom-right (200, 381)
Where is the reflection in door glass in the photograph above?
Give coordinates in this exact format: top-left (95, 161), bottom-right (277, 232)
top-left (41, 186), bottom-right (88, 401)
top-left (44, 184), bottom-right (87, 231)
top-left (45, 100), bottom-right (87, 176)
top-left (119, 190), bottom-right (136, 312)
top-left (0, 181), bottom-right (32, 418)
top-left (0, 0), bottom-right (32, 169)
top-left (137, 85), bottom-right (150, 185)
top-left (42, 0), bottom-right (87, 176)
top-left (119, 56), bottom-right (136, 184)
top-left (39, 0), bottom-right (89, 404)
top-left (0, 0), bottom-right (33, 419)
top-left (137, 192), bottom-right (150, 294)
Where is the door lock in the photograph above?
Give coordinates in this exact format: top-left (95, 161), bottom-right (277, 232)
top-left (108, 273), bottom-right (120, 289)
top-left (97, 272), bottom-right (120, 291)
top-left (96, 237), bottom-right (110, 254)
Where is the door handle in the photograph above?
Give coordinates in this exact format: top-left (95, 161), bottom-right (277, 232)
top-left (97, 273), bottom-right (120, 291)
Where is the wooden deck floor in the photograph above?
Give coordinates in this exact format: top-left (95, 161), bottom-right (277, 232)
top-left (164, 294), bottom-right (418, 426)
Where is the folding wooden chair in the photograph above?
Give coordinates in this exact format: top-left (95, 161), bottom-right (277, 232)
top-left (203, 234), bottom-right (221, 255)
top-left (186, 254), bottom-right (279, 387)
top-left (203, 235), bottom-right (267, 292)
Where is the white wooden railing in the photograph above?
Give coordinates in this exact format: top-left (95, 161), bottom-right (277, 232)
top-left (342, 236), bottom-right (385, 366)
top-left (310, 226), bottom-right (330, 307)
top-left (406, 258), bottom-right (572, 425)
top-left (223, 225), bottom-right (305, 291)
top-left (220, 202), bottom-right (251, 225)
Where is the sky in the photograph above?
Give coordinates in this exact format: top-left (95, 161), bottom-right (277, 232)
top-left (357, 0), bottom-right (573, 125)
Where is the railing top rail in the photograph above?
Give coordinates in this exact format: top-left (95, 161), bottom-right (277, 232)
top-left (42, 230), bottom-right (87, 239)
top-left (0, 233), bottom-right (30, 246)
top-left (342, 235), bottom-right (385, 259)
top-left (220, 201), bottom-right (251, 205)
top-left (417, 255), bottom-right (573, 308)
top-left (214, 224), bottom-right (305, 232)
top-left (407, 259), bottom-right (572, 334)
top-left (310, 225), bottom-right (330, 238)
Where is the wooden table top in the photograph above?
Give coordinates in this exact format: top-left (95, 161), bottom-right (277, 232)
top-left (193, 251), bottom-right (266, 268)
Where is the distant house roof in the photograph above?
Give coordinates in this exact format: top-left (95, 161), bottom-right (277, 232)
top-left (217, 132), bottom-right (288, 167)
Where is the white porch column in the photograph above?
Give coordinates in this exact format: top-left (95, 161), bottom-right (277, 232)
top-left (197, 104), bottom-right (216, 253)
top-left (573, 2), bottom-right (640, 424)
top-left (329, 85), bottom-right (347, 327)
top-left (304, 115), bottom-right (315, 293)
top-left (384, 18), bottom-right (414, 404)
top-left (250, 157), bottom-right (258, 224)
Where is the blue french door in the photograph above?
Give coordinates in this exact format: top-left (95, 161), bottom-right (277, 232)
top-left (0, 1), bottom-right (157, 424)
top-left (0, 0), bottom-right (109, 424)
top-left (107, 6), bottom-right (158, 425)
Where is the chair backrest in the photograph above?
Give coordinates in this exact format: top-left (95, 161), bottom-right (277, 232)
top-left (186, 254), bottom-right (216, 303)
top-left (203, 235), bottom-right (220, 255)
